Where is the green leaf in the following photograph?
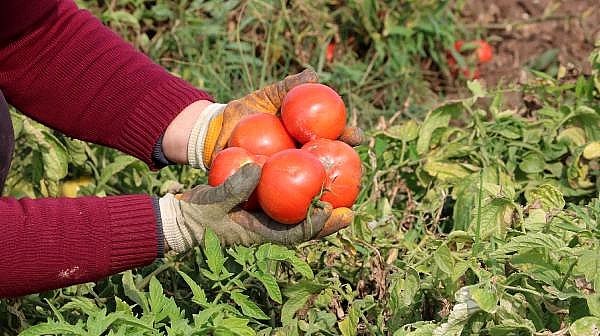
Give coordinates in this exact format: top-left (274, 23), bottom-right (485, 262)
top-left (467, 80), bottom-right (486, 99)
top-left (569, 316), bottom-right (600, 336)
top-left (417, 102), bottom-right (462, 154)
top-left (587, 294), bottom-right (600, 317)
top-left (575, 249), bottom-right (600, 291)
top-left (229, 245), bottom-right (255, 266)
top-left (287, 255), bottom-right (314, 279)
top-left (281, 281), bottom-right (323, 325)
top-left (19, 322), bottom-right (87, 336)
top-left (214, 317), bottom-right (255, 336)
top-left (122, 271), bottom-right (149, 313)
top-left (519, 153), bottom-right (545, 174)
top-left (470, 198), bottom-right (515, 240)
top-left (471, 286), bottom-right (498, 313)
top-left (97, 156), bottom-right (137, 187)
top-left (434, 244), bottom-right (454, 276)
top-left (525, 183), bottom-right (565, 211)
top-left (204, 228), bottom-right (226, 275)
top-left (393, 323), bottom-right (436, 336)
top-left (557, 127), bottom-right (587, 147)
top-left (230, 292), bottom-right (270, 320)
top-left (252, 270), bottom-right (283, 304)
top-left (338, 304), bottom-right (360, 336)
top-left (491, 232), bottom-right (567, 259)
top-left (149, 276), bottom-right (164, 308)
top-left (423, 160), bottom-right (471, 182)
top-left (570, 108), bottom-right (600, 141)
top-left (178, 271), bottom-right (207, 305)
top-left (385, 119), bottom-right (419, 142)
top-left (103, 10), bottom-right (140, 29)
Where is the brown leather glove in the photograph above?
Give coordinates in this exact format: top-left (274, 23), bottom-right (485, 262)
top-left (201, 69), bottom-right (364, 167)
top-left (182, 70), bottom-right (363, 244)
top-left (159, 164), bottom-right (351, 251)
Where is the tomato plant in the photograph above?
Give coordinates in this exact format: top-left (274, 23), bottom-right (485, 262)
top-left (257, 149), bottom-right (326, 224)
top-left (208, 147), bottom-right (266, 210)
top-left (448, 39), bottom-right (493, 79)
top-left (228, 113), bottom-right (296, 156)
top-left (281, 83), bottom-right (346, 144)
top-left (302, 139), bottom-right (362, 208)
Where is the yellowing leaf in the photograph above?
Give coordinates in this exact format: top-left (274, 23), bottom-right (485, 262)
top-left (385, 119), bottom-right (419, 142)
top-left (583, 141), bottom-right (600, 159)
top-left (423, 161), bottom-right (470, 182)
top-left (557, 127), bottom-right (586, 147)
top-left (525, 184), bottom-right (565, 211)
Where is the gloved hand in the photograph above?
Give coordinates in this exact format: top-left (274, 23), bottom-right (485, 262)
top-left (176, 69), bottom-right (363, 243)
top-left (186, 69), bottom-right (364, 170)
top-left (158, 163), bottom-right (352, 252)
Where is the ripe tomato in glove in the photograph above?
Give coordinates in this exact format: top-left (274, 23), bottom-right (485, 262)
top-left (257, 149), bottom-right (326, 224)
top-left (302, 139), bottom-right (362, 208)
top-left (281, 83), bottom-right (346, 144)
top-left (228, 113), bottom-right (296, 156)
top-left (209, 147), bottom-right (267, 210)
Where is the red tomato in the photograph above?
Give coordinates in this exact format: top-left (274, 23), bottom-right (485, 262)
top-left (475, 40), bottom-right (493, 63)
top-left (281, 83), bottom-right (347, 144)
top-left (326, 42), bottom-right (335, 62)
top-left (302, 139), bottom-right (362, 208)
top-left (454, 40), bottom-right (493, 64)
top-left (228, 113), bottom-right (296, 156)
top-left (257, 149), bottom-right (326, 224)
top-left (208, 147), bottom-right (266, 210)
top-left (454, 40), bottom-right (464, 53)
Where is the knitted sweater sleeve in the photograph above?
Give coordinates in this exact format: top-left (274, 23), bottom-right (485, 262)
top-left (0, 1), bottom-right (214, 297)
top-left (0, 0), bottom-right (213, 164)
top-left (0, 195), bottom-right (163, 298)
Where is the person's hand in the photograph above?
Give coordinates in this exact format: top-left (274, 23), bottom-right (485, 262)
top-left (158, 163), bottom-right (352, 252)
top-left (162, 69), bottom-right (364, 169)
top-left (208, 68), bottom-right (364, 166)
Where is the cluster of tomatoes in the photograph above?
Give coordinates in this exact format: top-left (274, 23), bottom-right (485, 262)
top-left (209, 83), bottom-right (362, 224)
top-left (447, 40), bottom-right (493, 80)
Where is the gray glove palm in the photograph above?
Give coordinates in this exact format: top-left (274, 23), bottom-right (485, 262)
top-left (159, 164), bottom-right (335, 252)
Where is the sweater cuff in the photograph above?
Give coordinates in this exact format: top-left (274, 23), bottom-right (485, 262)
top-left (118, 76), bottom-right (213, 169)
top-left (152, 134), bottom-right (176, 169)
top-left (151, 196), bottom-right (165, 258)
top-left (105, 195), bottom-right (162, 273)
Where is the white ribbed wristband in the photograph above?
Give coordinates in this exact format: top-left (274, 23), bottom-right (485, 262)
top-left (187, 103), bottom-right (227, 170)
top-left (159, 193), bottom-right (194, 253)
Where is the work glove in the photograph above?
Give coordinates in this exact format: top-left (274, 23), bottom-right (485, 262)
top-left (186, 69), bottom-right (364, 170)
top-left (158, 163), bottom-right (352, 252)
top-left (181, 69), bottom-right (363, 245)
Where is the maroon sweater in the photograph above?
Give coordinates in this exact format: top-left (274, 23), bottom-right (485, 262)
top-left (0, 1), bottom-right (212, 297)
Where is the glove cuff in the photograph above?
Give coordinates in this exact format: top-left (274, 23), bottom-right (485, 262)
top-left (187, 103), bottom-right (227, 170)
top-left (159, 193), bottom-right (194, 253)
top-left (203, 112), bottom-right (224, 168)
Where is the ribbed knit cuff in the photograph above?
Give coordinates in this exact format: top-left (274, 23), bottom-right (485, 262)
top-left (151, 134), bottom-right (176, 169)
top-left (119, 76), bottom-right (213, 169)
top-left (105, 195), bottom-right (162, 273)
top-left (151, 196), bottom-right (165, 258)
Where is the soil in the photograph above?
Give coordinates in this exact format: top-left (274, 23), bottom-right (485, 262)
top-left (459, 0), bottom-right (599, 87)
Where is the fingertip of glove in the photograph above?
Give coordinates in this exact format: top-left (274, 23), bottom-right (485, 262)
top-left (286, 69), bottom-right (319, 89)
top-left (299, 68), bottom-right (319, 83)
top-left (316, 207), bottom-right (353, 238)
top-left (226, 163), bottom-right (262, 194)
